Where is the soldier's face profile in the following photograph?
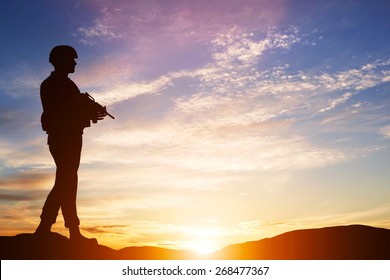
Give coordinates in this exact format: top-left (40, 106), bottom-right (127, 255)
top-left (65, 58), bottom-right (77, 73)
top-left (54, 57), bottom-right (77, 74)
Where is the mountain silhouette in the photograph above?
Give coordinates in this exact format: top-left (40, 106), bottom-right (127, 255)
top-left (0, 232), bottom-right (193, 260)
top-left (208, 224), bottom-right (390, 260)
top-left (1, 225), bottom-right (389, 260)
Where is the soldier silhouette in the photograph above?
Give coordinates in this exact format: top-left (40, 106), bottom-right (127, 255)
top-left (35, 45), bottom-right (109, 243)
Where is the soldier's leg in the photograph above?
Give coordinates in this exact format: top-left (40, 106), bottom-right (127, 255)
top-left (36, 167), bottom-right (64, 233)
top-left (36, 136), bottom-right (64, 234)
top-left (36, 134), bottom-right (82, 234)
top-left (62, 135), bottom-right (96, 243)
top-left (59, 134), bottom-right (82, 229)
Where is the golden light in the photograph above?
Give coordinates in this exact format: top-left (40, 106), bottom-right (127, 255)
top-left (190, 240), bottom-right (219, 256)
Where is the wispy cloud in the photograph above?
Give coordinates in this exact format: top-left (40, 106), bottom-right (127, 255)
top-left (91, 27), bottom-right (302, 104)
top-left (79, 27), bottom-right (390, 178)
top-left (2, 27), bottom-right (389, 206)
top-left (0, 65), bottom-right (43, 98)
top-left (380, 125), bottom-right (390, 138)
top-left (289, 203), bottom-right (390, 230)
top-left (77, 7), bottom-right (123, 45)
top-left (76, 0), bottom-right (286, 45)
top-left (1, 0), bottom-right (390, 248)
top-left (0, 172), bottom-right (52, 191)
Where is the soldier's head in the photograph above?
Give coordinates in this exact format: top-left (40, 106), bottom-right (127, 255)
top-left (49, 45), bottom-right (78, 74)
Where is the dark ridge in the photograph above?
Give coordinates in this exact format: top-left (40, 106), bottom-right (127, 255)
top-left (1, 225), bottom-right (389, 260)
top-left (208, 225), bottom-right (390, 260)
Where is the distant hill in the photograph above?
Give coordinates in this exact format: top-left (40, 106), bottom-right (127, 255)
top-left (0, 232), bottom-right (193, 260)
top-left (208, 225), bottom-right (390, 260)
top-left (1, 225), bottom-right (389, 260)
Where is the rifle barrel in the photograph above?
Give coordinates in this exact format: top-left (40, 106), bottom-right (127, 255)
top-left (106, 112), bottom-right (115, 119)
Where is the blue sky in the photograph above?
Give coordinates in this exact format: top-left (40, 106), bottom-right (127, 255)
top-left (1, 0), bottom-right (390, 252)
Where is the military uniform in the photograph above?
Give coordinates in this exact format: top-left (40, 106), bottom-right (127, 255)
top-left (39, 71), bottom-right (90, 229)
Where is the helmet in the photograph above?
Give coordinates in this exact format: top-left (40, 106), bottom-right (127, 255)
top-left (49, 45), bottom-right (78, 64)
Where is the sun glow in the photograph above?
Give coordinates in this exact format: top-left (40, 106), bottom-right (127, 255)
top-left (190, 240), bottom-right (219, 255)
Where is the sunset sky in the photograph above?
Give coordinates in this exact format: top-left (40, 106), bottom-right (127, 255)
top-left (1, 0), bottom-right (390, 254)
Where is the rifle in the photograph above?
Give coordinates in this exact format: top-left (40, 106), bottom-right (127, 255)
top-left (84, 92), bottom-right (115, 122)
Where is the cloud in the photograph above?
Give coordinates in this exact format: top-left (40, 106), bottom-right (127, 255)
top-left (380, 125), bottom-right (390, 138)
top-left (319, 92), bottom-right (354, 112)
top-left (2, 0), bottom-right (390, 250)
top-left (0, 108), bottom-right (20, 128)
top-left (0, 172), bottom-right (53, 191)
top-left (93, 75), bottom-right (173, 105)
top-left (77, 7), bottom-right (122, 45)
top-left (289, 203), bottom-right (390, 230)
top-left (0, 193), bottom-right (31, 201)
top-left (0, 63), bottom-right (44, 98)
top-left (85, 219), bottom-right (263, 250)
top-left (73, 27), bottom-right (390, 181)
top-left (89, 26), bottom-right (390, 119)
top-left (3, 26), bottom-right (389, 180)
top-left (0, 135), bottom-right (52, 170)
top-left (82, 224), bottom-right (129, 234)
top-left (91, 27), bottom-right (302, 105)
top-left (76, 0), bottom-right (286, 45)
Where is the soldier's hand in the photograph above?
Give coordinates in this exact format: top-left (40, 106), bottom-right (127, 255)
top-left (97, 111), bottom-right (107, 121)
